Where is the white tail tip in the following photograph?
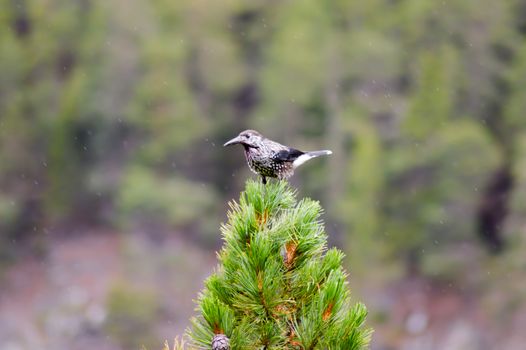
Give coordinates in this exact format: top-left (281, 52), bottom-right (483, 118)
top-left (293, 150), bottom-right (332, 169)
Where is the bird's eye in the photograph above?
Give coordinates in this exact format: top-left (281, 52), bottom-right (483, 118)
top-left (244, 134), bottom-right (249, 138)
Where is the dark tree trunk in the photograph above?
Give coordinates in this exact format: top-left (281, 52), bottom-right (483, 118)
top-left (11, 0), bottom-right (32, 38)
top-left (476, 164), bottom-right (514, 253)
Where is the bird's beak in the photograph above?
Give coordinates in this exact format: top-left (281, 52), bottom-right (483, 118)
top-left (224, 136), bottom-right (242, 147)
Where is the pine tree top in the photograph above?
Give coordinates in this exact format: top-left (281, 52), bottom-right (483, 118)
top-left (188, 180), bottom-right (372, 349)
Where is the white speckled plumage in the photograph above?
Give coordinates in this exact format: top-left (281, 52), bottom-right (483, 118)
top-left (224, 130), bottom-right (332, 183)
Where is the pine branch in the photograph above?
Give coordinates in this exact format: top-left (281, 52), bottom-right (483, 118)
top-left (188, 180), bottom-right (372, 349)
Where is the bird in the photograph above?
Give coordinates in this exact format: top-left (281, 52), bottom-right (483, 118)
top-left (224, 129), bottom-right (332, 184)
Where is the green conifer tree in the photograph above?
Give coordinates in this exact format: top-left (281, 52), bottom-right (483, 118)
top-left (188, 180), bottom-right (371, 349)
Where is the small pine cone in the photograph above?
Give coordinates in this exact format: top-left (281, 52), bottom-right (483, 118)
top-left (212, 334), bottom-right (230, 350)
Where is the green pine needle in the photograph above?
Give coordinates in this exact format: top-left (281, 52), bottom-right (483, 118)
top-left (188, 180), bottom-right (371, 349)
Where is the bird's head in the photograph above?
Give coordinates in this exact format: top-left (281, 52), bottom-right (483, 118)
top-left (224, 130), bottom-right (263, 148)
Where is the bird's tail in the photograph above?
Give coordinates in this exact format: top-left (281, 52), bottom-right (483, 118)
top-left (292, 150), bottom-right (332, 169)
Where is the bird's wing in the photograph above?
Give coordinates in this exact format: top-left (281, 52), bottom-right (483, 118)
top-left (273, 148), bottom-right (305, 162)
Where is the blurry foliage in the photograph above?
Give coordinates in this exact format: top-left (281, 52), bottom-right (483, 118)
top-left (383, 120), bottom-right (499, 267)
top-left (105, 284), bottom-right (159, 349)
top-left (117, 166), bottom-right (218, 236)
top-left (503, 40), bottom-right (526, 141)
top-left (508, 138), bottom-right (526, 233)
top-left (0, 0), bottom-right (526, 287)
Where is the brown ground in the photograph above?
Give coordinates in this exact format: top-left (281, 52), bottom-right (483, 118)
top-left (0, 231), bottom-right (215, 350)
top-left (0, 230), bottom-right (525, 350)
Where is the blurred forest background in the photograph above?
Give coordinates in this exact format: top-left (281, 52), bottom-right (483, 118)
top-left (1, 0), bottom-right (526, 349)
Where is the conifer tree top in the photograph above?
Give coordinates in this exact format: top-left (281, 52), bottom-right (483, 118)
top-left (189, 180), bottom-right (372, 349)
